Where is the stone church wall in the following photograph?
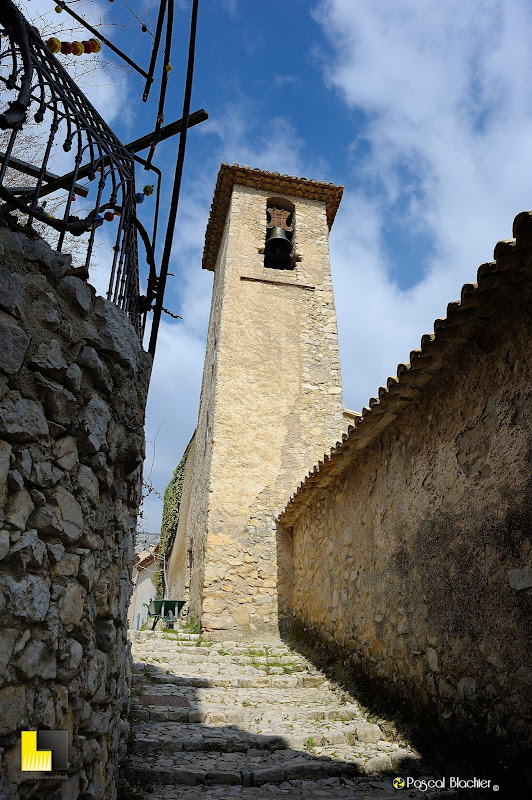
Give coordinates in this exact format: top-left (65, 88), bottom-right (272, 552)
top-left (280, 234), bottom-right (532, 754)
top-left (0, 222), bottom-right (151, 799)
top-left (169, 175), bottom-right (346, 638)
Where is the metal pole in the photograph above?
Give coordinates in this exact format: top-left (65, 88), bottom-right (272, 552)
top-left (148, 0), bottom-right (200, 356)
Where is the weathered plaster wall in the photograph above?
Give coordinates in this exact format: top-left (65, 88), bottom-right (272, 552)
top-left (281, 256), bottom-right (532, 754)
top-left (0, 222), bottom-right (151, 799)
top-left (127, 554), bottom-right (157, 632)
top-left (176, 182), bottom-right (345, 638)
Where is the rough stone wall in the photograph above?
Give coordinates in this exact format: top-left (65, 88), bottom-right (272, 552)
top-left (0, 223), bottom-right (151, 799)
top-left (281, 266), bottom-right (532, 753)
top-left (170, 184), bottom-right (345, 638)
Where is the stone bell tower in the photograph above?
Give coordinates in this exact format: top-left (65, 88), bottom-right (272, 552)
top-left (167, 163), bottom-right (345, 638)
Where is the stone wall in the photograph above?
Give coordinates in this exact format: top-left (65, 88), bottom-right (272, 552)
top-left (279, 229), bottom-right (532, 758)
top-left (167, 170), bottom-right (345, 639)
top-left (0, 221), bottom-right (151, 799)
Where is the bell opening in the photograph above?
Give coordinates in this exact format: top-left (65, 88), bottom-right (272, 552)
top-left (264, 202), bottom-right (295, 270)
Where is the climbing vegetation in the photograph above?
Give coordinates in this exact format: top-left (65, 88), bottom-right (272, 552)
top-left (154, 449), bottom-right (188, 598)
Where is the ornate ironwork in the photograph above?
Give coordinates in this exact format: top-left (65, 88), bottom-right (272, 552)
top-left (0, 0), bottom-right (145, 334)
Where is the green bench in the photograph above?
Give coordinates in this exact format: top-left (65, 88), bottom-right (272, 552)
top-left (144, 600), bottom-right (185, 631)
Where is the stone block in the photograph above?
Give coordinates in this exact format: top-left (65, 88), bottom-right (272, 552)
top-left (78, 393), bottom-right (111, 453)
top-left (0, 314), bottom-right (30, 375)
top-left (53, 436), bottom-right (79, 471)
top-left (93, 296), bottom-right (140, 370)
top-left (284, 759), bottom-right (327, 780)
top-left (64, 363), bottom-right (82, 393)
top-left (0, 264), bottom-right (23, 318)
top-left (0, 529), bottom-right (9, 560)
top-left (30, 339), bottom-right (68, 379)
top-left (60, 276), bottom-right (93, 314)
top-left (427, 647), bottom-right (439, 672)
top-left (364, 753), bottom-right (392, 773)
top-left (52, 552), bottom-right (80, 577)
top-left (457, 677), bottom-right (476, 702)
top-left (207, 769), bottom-right (242, 785)
top-left (4, 489), bottom-right (35, 530)
top-left (54, 486), bottom-right (84, 541)
top-left (16, 639), bottom-right (56, 680)
top-left (76, 346), bottom-right (111, 390)
top-left (0, 685), bottom-right (26, 736)
top-left (59, 581), bottom-right (86, 626)
top-left (2, 573), bottom-right (50, 621)
top-left (8, 530), bottom-right (46, 568)
top-left (507, 567), bottom-right (532, 591)
top-left (0, 394), bottom-right (49, 441)
top-left (356, 723), bottom-right (382, 743)
top-left (0, 440), bottom-right (11, 507)
top-left (0, 629), bottom-right (17, 674)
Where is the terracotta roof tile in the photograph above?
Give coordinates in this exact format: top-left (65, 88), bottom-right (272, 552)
top-left (279, 210), bottom-right (532, 524)
top-left (202, 163), bottom-right (344, 272)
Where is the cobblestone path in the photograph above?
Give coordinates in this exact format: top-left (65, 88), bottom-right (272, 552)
top-left (126, 630), bottom-right (458, 799)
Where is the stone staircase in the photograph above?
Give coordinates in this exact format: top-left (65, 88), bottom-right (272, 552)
top-left (125, 629), bottom-right (458, 799)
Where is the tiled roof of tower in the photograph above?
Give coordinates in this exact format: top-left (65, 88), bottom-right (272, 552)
top-left (202, 163), bottom-right (344, 272)
top-left (279, 211), bottom-right (532, 525)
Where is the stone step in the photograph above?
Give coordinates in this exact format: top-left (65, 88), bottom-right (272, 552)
top-left (131, 701), bottom-right (362, 725)
top-left (131, 670), bottom-right (329, 690)
top-left (126, 746), bottom-right (418, 786)
top-left (125, 636), bottom-right (438, 799)
top-left (131, 720), bottom-right (388, 752)
top-left (133, 652), bottom-right (310, 671)
top-left (129, 630), bottom-right (201, 642)
top-left (140, 777), bottom-right (457, 800)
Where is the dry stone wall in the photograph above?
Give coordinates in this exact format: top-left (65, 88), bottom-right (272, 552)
top-left (280, 257), bottom-right (532, 760)
top-left (0, 221), bottom-right (151, 800)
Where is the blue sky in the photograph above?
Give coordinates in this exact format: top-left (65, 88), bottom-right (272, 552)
top-left (14, 0), bottom-right (532, 532)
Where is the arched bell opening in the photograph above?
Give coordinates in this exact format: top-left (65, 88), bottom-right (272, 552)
top-left (264, 197), bottom-right (295, 270)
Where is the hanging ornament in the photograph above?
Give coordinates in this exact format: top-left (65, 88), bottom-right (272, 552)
top-left (157, 115), bottom-right (164, 125)
top-left (104, 211), bottom-right (115, 222)
top-left (142, 25), bottom-right (148, 33)
top-left (165, 63), bottom-right (173, 72)
top-left (47, 35), bottom-right (102, 56)
top-left (47, 37), bottom-right (61, 53)
top-left (89, 214), bottom-right (104, 230)
top-left (55, 5), bottom-right (62, 12)
top-left (135, 193), bottom-right (145, 204)
top-left (143, 185), bottom-right (154, 197)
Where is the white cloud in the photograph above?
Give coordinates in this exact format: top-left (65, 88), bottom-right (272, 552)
top-left (313, 0), bottom-right (532, 410)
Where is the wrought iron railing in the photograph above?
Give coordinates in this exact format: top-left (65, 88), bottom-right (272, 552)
top-left (0, 1), bottom-right (152, 337)
top-left (0, 0), bottom-right (203, 351)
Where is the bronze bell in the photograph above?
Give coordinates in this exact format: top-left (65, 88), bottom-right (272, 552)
top-left (264, 226), bottom-right (292, 261)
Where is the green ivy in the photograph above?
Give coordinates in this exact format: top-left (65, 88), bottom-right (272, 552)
top-left (155, 448), bottom-right (188, 598)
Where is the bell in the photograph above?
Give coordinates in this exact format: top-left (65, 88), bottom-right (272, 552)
top-left (264, 226), bottom-right (292, 261)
